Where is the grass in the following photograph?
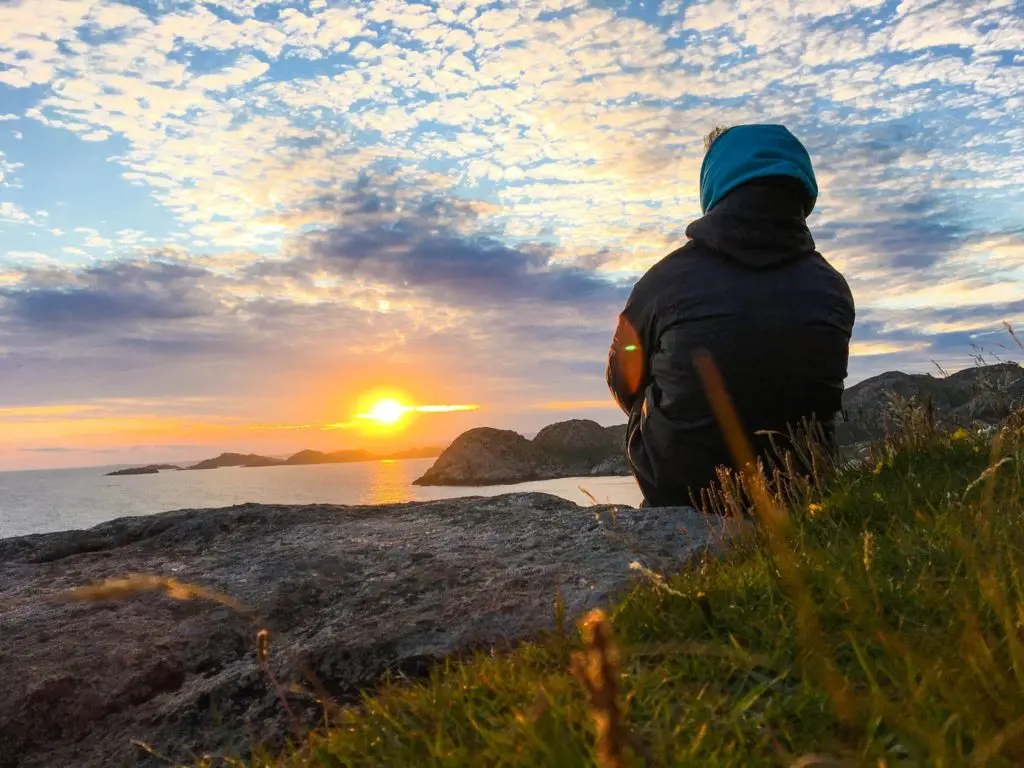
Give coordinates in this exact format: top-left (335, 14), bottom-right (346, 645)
top-left (250, 409), bottom-right (1024, 767)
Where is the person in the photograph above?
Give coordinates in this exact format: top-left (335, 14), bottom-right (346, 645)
top-left (606, 124), bottom-right (855, 508)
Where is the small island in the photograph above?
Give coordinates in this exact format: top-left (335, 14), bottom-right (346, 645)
top-left (105, 464), bottom-right (182, 477)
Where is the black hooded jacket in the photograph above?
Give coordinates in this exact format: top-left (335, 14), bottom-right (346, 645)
top-left (606, 177), bottom-right (855, 506)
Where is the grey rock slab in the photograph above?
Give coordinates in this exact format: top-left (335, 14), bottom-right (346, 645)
top-left (0, 492), bottom-right (729, 767)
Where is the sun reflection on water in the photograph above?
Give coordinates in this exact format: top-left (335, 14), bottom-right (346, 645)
top-left (367, 458), bottom-right (410, 506)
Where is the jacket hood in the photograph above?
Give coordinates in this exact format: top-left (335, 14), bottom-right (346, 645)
top-left (685, 177), bottom-right (817, 269)
top-left (700, 124), bottom-right (818, 215)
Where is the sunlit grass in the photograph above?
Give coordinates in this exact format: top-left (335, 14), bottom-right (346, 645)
top-left (258, 411), bottom-right (1024, 767)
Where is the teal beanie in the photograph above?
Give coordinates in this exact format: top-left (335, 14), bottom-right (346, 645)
top-left (699, 125), bottom-right (818, 214)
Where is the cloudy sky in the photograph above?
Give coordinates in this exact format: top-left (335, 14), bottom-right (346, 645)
top-left (0, 0), bottom-right (1021, 469)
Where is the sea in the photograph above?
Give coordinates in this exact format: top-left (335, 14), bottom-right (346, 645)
top-left (0, 459), bottom-right (643, 539)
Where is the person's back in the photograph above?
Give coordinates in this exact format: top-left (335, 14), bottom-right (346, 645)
top-left (606, 125), bottom-right (855, 508)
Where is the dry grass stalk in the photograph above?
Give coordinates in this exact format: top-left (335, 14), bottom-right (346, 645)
top-left (570, 608), bottom-right (627, 768)
top-left (693, 349), bottom-right (857, 721)
top-left (257, 628), bottom-right (270, 664)
top-left (963, 457), bottom-right (1014, 501)
top-left (1004, 321), bottom-right (1022, 350)
top-left (578, 485), bottom-right (600, 506)
top-left (254, 627), bottom-right (304, 738)
top-left (53, 573), bottom-right (254, 617)
top-left (629, 561), bottom-right (685, 597)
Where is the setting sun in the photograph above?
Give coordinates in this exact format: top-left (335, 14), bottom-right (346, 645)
top-left (360, 398), bottom-right (409, 425)
top-left (351, 391), bottom-right (481, 434)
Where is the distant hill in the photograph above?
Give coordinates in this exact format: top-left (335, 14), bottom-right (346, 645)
top-left (188, 453), bottom-right (284, 470)
top-left (108, 447), bottom-right (443, 476)
top-left (283, 449), bottom-right (375, 465)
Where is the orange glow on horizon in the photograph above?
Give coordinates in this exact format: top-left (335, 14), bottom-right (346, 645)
top-left (0, 385), bottom-right (484, 469)
top-left (535, 399), bottom-right (619, 411)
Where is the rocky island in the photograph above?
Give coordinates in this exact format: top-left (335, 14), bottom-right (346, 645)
top-left (415, 419), bottom-right (628, 486)
top-left (105, 464), bottom-right (182, 476)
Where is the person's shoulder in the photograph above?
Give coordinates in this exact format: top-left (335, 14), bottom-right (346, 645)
top-left (624, 241), bottom-right (707, 317)
top-left (807, 250), bottom-right (852, 285)
top-left (641, 240), bottom-right (707, 282)
top-left (803, 250), bottom-right (856, 309)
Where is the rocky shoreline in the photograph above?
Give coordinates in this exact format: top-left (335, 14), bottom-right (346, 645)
top-left (0, 493), bottom-right (728, 767)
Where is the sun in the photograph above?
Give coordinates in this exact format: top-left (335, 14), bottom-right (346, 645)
top-left (348, 390), bottom-right (479, 434)
top-left (360, 398), bottom-right (408, 425)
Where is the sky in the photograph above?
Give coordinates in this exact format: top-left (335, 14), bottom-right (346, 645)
top-left (0, 0), bottom-right (1022, 470)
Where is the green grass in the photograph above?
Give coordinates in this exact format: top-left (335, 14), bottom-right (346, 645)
top-left (263, 421), bottom-right (1024, 768)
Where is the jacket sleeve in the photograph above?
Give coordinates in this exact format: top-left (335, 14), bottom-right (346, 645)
top-left (606, 315), bottom-right (645, 415)
top-left (606, 289), bottom-right (653, 415)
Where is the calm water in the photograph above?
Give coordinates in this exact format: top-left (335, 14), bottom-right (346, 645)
top-left (0, 459), bottom-right (643, 539)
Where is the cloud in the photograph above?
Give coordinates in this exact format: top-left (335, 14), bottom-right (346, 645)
top-left (0, 259), bottom-right (221, 331)
top-left (0, 403), bottom-right (97, 420)
top-left (0, 150), bottom-right (22, 187)
top-left (850, 340), bottom-right (933, 357)
top-left (192, 54), bottom-right (271, 91)
top-left (821, 197), bottom-right (968, 270)
top-left (0, 201), bottom-right (32, 223)
top-left (304, 193), bottom-right (626, 308)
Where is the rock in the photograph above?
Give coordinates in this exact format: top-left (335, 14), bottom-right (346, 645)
top-left (837, 363), bottom-right (1024, 444)
top-left (533, 420), bottom-right (623, 469)
top-left (0, 494), bottom-right (728, 767)
top-left (590, 454), bottom-right (630, 476)
top-left (414, 428), bottom-right (558, 485)
top-left (108, 466), bottom-right (159, 475)
top-left (415, 420), bottom-right (629, 486)
top-left (105, 464), bottom-right (181, 477)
